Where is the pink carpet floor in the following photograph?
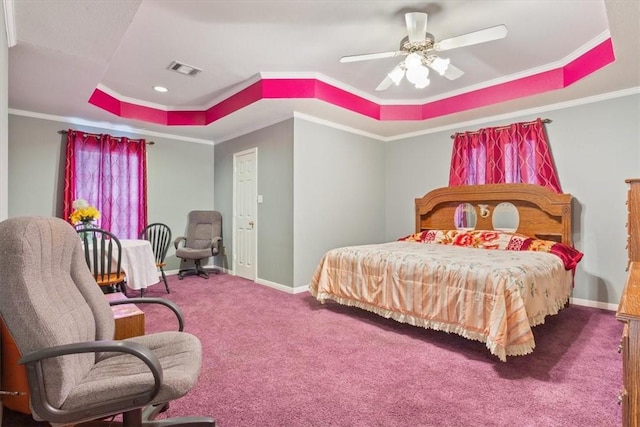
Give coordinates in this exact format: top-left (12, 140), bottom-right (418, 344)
top-left (2, 273), bottom-right (624, 426)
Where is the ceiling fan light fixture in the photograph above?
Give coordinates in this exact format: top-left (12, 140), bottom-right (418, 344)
top-left (430, 57), bottom-right (450, 75)
top-left (405, 52), bottom-right (422, 70)
top-left (388, 66), bottom-right (405, 85)
top-left (406, 64), bottom-right (429, 85)
top-left (340, 12), bottom-right (507, 92)
top-left (414, 77), bottom-right (430, 89)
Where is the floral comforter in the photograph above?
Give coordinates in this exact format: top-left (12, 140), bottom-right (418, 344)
top-left (309, 234), bottom-right (579, 361)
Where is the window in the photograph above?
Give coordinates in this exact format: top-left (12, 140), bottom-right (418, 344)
top-left (62, 130), bottom-right (148, 238)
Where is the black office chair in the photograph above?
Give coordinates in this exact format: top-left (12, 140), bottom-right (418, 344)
top-left (140, 223), bottom-right (172, 294)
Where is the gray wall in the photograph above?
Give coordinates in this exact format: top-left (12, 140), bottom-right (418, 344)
top-left (384, 92), bottom-right (640, 306)
top-left (293, 119), bottom-right (385, 287)
top-left (7, 114), bottom-right (215, 270)
top-left (214, 119), bottom-right (294, 285)
top-left (214, 117), bottom-right (385, 290)
top-left (6, 90), bottom-right (639, 306)
top-left (0, 10), bottom-right (7, 220)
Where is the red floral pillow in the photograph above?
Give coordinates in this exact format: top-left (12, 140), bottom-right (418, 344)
top-left (398, 229), bottom-right (583, 270)
top-left (399, 229), bottom-right (513, 250)
top-left (516, 238), bottom-right (583, 270)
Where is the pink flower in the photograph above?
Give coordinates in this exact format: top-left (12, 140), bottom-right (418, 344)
top-left (454, 233), bottom-right (474, 247)
top-left (479, 231), bottom-right (500, 242)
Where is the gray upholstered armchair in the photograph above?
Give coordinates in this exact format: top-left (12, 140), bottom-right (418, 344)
top-left (174, 210), bottom-right (222, 279)
top-left (0, 216), bottom-right (215, 426)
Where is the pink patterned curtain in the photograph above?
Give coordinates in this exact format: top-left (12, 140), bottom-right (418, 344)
top-left (62, 130), bottom-right (148, 238)
top-left (448, 118), bottom-right (562, 193)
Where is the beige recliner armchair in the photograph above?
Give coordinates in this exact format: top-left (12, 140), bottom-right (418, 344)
top-left (0, 216), bottom-right (215, 426)
top-left (174, 211), bottom-right (222, 279)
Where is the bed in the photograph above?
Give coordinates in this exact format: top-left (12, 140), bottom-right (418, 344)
top-left (308, 183), bottom-right (583, 361)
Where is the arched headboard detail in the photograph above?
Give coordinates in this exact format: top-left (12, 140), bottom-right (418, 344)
top-left (414, 183), bottom-right (573, 246)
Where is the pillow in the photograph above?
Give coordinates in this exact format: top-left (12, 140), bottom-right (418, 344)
top-left (398, 229), bottom-right (583, 270)
top-left (516, 238), bottom-right (584, 270)
top-left (399, 229), bottom-right (515, 250)
top-left (398, 230), bottom-right (430, 242)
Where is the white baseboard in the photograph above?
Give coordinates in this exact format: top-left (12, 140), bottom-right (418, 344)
top-left (255, 277), bottom-right (308, 294)
top-left (570, 297), bottom-right (618, 311)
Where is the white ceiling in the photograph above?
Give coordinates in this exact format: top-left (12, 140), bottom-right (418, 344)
top-left (6, 0), bottom-right (640, 143)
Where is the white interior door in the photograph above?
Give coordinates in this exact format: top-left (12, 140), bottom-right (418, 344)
top-left (233, 148), bottom-right (257, 280)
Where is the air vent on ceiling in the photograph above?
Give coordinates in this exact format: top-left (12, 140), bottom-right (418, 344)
top-left (167, 61), bottom-right (202, 77)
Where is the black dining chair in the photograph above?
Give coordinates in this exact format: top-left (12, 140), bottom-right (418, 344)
top-left (77, 227), bottom-right (127, 295)
top-left (139, 223), bottom-right (172, 294)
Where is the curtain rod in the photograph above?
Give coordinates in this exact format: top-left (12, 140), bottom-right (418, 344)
top-left (450, 118), bottom-right (552, 139)
top-left (58, 130), bottom-right (155, 145)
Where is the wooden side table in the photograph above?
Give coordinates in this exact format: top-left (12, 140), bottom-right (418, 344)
top-left (0, 319), bottom-right (30, 414)
top-left (1, 292), bottom-right (145, 414)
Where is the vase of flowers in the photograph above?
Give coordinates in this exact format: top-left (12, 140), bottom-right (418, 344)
top-left (70, 198), bottom-right (101, 229)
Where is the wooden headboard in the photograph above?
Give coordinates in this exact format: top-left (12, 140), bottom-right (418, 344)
top-left (414, 183), bottom-right (573, 246)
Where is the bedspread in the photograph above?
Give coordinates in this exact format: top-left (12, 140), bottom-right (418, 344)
top-left (308, 241), bottom-right (573, 361)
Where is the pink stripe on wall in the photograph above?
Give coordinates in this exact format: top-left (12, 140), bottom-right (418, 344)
top-left (313, 80), bottom-right (381, 120)
top-left (563, 38), bottom-right (615, 86)
top-left (261, 79), bottom-right (316, 99)
top-left (421, 69), bottom-right (564, 120)
top-left (88, 38), bottom-right (615, 127)
top-left (88, 89), bottom-right (121, 117)
top-left (167, 111), bottom-right (206, 126)
top-left (119, 101), bottom-right (168, 125)
top-left (205, 80), bottom-right (263, 123)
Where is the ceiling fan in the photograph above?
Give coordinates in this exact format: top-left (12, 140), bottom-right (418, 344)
top-left (340, 12), bottom-right (508, 91)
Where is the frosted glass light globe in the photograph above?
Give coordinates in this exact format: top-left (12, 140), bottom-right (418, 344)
top-left (406, 64), bottom-right (429, 84)
top-left (405, 53), bottom-right (422, 69)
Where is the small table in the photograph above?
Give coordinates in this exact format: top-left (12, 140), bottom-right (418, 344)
top-left (105, 292), bottom-right (145, 340)
top-left (118, 239), bottom-right (160, 291)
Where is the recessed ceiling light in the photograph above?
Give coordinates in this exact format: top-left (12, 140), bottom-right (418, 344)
top-left (153, 86), bottom-right (168, 93)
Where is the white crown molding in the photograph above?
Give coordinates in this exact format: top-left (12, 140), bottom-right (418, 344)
top-left (2, 0), bottom-right (16, 48)
top-left (203, 73), bottom-right (265, 110)
top-left (293, 112), bottom-right (386, 141)
top-left (95, 84), bottom-right (172, 111)
top-left (286, 86), bottom-right (640, 143)
top-left (11, 85), bottom-right (638, 146)
top-left (8, 108), bottom-right (215, 145)
top-left (386, 86), bottom-right (640, 141)
top-left (406, 30), bottom-right (614, 105)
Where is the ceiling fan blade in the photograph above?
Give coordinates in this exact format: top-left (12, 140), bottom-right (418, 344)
top-left (375, 75), bottom-right (394, 91)
top-left (339, 51), bottom-right (401, 63)
top-left (405, 12), bottom-right (428, 43)
top-left (435, 24), bottom-right (508, 51)
top-left (442, 63), bottom-right (464, 80)
top-left (376, 63), bottom-right (405, 91)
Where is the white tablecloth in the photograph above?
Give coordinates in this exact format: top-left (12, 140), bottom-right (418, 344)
top-left (118, 239), bottom-right (160, 290)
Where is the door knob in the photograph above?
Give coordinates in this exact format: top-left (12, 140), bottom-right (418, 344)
top-left (249, 220), bottom-right (254, 228)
